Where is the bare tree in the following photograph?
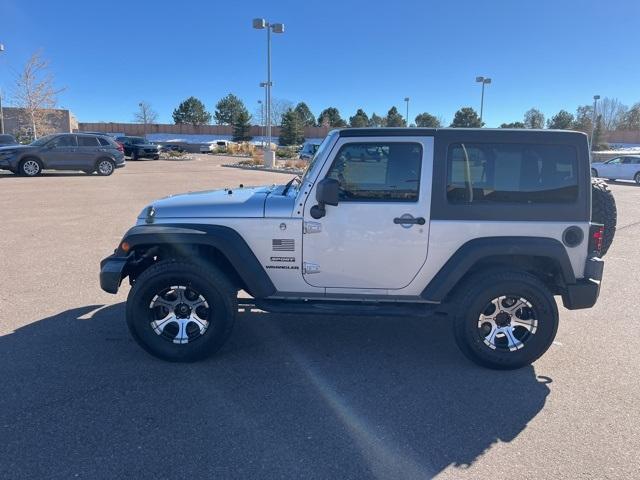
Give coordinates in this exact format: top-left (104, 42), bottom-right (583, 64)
top-left (270, 98), bottom-right (294, 126)
top-left (12, 51), bottom-right (64, 139)
top-left (598, 97), bottom-right (627, 131)
top-left (134, 101), bottom-right (159, 131)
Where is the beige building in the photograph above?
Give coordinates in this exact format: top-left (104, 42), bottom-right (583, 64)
top-left (1, 107), bottom-right (78, 138)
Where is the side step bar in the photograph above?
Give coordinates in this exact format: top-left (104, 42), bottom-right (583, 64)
top-left (247, 299), bottom-right (441, 318)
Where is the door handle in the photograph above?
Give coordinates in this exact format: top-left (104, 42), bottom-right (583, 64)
top-left (394, 216), bottom-right (425, 225)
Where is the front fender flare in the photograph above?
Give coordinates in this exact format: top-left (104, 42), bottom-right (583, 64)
top-left (102, 224), bottom-right (276, 298)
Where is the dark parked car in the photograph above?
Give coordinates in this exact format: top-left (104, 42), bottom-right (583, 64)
top-left (0, 134), bottom-right (18, 146)
top-left (115, 136), bottom-right (160, 160)
top-left (0, 133), bottom-right (125, 176)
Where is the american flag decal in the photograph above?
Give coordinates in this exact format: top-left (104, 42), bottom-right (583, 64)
top-left (272, 239), bottom-right (295, 251)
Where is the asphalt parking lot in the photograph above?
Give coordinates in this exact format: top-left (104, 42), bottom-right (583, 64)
top-left (1, 155), bottom-right (639, 479)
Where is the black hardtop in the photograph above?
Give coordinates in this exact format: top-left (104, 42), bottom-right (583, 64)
top-left (338, 127), bottom-right (588, 142)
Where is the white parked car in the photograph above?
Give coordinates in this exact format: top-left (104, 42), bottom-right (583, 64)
top-left (591, 155), bottom-right (640, 184)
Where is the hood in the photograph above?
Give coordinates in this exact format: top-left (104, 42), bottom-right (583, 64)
top-left (139, 185), bottom-right (276, 220)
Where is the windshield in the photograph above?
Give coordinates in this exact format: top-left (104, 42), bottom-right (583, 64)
top-left (300, 134), bottom-right (336, 186)
top-left (30, 134), bottom-right (56, 146)
top-left (131, 138), bottom-right (147, 144)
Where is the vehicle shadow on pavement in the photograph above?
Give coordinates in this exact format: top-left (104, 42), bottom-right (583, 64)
top-left (0, 303), bottom-right (551, 479)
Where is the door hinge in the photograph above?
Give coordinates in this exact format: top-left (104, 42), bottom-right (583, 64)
top-left (303, 221), bottom-right (322, 234)
top-left (303, 262), bottom-right (321, 274)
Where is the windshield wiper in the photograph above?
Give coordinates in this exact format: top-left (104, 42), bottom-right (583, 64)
top-left (282, 175), bottom-right (301, 196)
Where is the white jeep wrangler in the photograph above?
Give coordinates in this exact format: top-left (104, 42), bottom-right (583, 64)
top-left (100, 128), bottom-right (607, 369)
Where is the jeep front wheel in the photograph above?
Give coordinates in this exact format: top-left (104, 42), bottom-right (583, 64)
top-left (452, 270), bottom-right (558, 370)
top-left (126, 260), bottom-right (237, 362)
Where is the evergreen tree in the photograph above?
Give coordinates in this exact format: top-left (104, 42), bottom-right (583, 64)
top-left (450, 107), bottom-right (483, 127)
top-left (294, 102), bottom-right (316, 127)
top-left (317, 107), bottom-right (347, 127)
top-left (279, 109), bottom-right (305, 146)
top-left (349, 109), bottom-right (370, 127)
top-left (500, 121), bottom-right (525, 128)
top-left (214, 93), bottom-right (247, 125)
top-left (385, 106), bottom-right (406, 127)
top-left (232, 110), bottom-right (253, 142)
top-left (414, 112), bottom-right (441, 127)
top-left (547, 110), bottom-right (575, 129)
top-left (368, 113), bottom-right (385, 127)
top-left (172, 97), bottom-right (211, 125)
top-left (523, 108), bottom-right (545, 129)
top-left (573, 105), bottom-right (594, 134)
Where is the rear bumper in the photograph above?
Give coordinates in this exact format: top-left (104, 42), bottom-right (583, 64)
top-left (99, 254), bottom-right (130, 294)
top-left (562, 257), bottom-right (604, 310)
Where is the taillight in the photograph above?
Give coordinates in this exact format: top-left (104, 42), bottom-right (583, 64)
top-left (116, 142), bottom-right (124, 152)
top-left (589, 223), bottom-right (604, 256)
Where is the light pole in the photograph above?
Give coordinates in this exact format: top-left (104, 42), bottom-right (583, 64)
top-left (257, 99), bottom-right (264, 147)
top-left (0, 43), bottom-right (5, 135)
top-left (404, 97), bottom-right (410, 127)
top-left (475, 76), bottom-right (492, 125)
top-left (253, 18), bottom-right (284, 167)
top-left (590, 95), bottom-right (600, 151)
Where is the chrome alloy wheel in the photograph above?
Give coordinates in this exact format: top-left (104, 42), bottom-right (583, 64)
top-left (149, 285), bottom-right (211, 344)
top-left (477, 296), bottom-right (538, 352)
top-left (22, 159), bottom-right (41, 176)
top-left (98, 160), bottom-right (114, 175)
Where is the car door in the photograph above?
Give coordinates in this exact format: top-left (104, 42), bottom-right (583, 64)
top-left (598, 157), bottom-right (622, 178)
top-left (42, 135), bottom-right (78, 168)
top-left (301, 136), bottom-right (433, 291)
top-left (619, 157), bottom-right (636, 180)
top-left (76, 135), bottom-right (101, 169)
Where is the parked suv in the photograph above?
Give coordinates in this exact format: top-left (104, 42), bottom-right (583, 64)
top-left (0, 133), bottom-right (125, 176)
top-left (116, 136), bottom-right (160, 160)
top-left (100, 128), bottom-right (609, 369)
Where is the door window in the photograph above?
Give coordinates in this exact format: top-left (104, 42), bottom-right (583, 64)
top-left (50, 135), bottom-right (77, 147)
top-left (606, 157), bottom-right (622, 164)
top-left (77, 136), bottom-right (100, 147)
top-left (325, 142), bottom-right (422, 202)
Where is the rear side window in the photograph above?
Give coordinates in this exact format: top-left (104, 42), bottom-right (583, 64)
top-left (77, 136), bottom-right (100, 147)
top-left (326, 142), bottom-right (422, 202)
top-left (447, 143), bottom-right (578, 204)
top-left (97, 137), bottom-right (111, 146)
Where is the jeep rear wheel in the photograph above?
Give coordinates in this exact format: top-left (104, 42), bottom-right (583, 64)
top-left (452, 270), bottom-right (558, 370)
top-left (591, 178), bottom-right (617, 256)
top-left (126, 260), bottom-right (236, 362)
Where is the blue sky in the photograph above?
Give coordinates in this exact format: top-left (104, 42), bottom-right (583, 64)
top-left (1, 0), bottom-right (638, 127)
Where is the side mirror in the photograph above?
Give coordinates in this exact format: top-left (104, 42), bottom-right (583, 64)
top-left (310, 178), bottom-right (339, 219)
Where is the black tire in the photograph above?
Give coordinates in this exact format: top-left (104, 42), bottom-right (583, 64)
top-left (591, 178), bottom-right (617, 256)
top-left (451, 270), bottom-right (559, 370)
top-left (126, 260), bottom-right (237, 362)
top-left (96, 158), bottom-right (115, 176)
top-left (153, 155), bottom-right (160, 160)
top-left (19, 157), bottom-right (43, 177)
top-left (634, 172), bottom-right (640, 185)
top-left (131, 150), bottom-right (138, 161)
top-left (591, 168), bottom-right (598, 177)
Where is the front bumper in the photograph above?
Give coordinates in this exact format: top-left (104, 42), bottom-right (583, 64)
top-left (562, 257), bottom-right (604, 310)
top-left (99, 254), bottom-right (130, 294)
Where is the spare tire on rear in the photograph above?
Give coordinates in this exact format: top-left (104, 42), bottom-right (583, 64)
top-left (591, 178), bottom-right (616, 256)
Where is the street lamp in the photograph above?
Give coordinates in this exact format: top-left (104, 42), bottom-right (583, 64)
top-left (404, 97), bottom-right (410, 127)
top-left (253, 18), bottom-right (285, 167)
top-left (475, 76), bottom-right (492, 125)
top-left (257, 99), bottom-right (264, 147)
top-left (590, 95), bottom-right (601, 151)
top-left (0, 42), bottom-right (5, 134)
